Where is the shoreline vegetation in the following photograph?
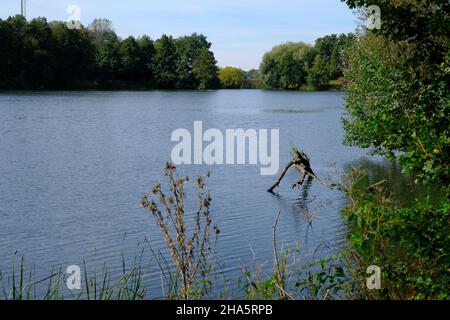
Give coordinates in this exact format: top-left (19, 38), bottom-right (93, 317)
top-left (1, 0), bottom-right (449, 300)
top-left (0, 163), bottom-right (388, 300)
top-left (0, 16), bottom-right (350, 91)
top-left (340, 0), bottom-right (449, 299)
top-left (2, 162), bottom-right (447, 300)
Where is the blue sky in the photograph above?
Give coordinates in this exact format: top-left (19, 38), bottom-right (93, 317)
top-left (1, 0), bottom-right (358, 70)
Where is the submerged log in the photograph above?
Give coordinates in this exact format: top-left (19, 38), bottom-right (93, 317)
top-left (267, 147), bottom-right (321, 193)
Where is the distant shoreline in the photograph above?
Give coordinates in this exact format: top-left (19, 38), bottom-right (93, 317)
top-left (0, 86), bottom-right (345, 93)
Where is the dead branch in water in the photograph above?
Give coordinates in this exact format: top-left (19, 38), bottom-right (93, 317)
top-left (267, 147), bottom-right (329, 193)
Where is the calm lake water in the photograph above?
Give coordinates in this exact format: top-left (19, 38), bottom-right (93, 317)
top-left (0, 90), bottom-right (380, 298)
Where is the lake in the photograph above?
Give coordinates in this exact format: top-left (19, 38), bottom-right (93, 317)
top-left (0, 90), bottom-right (376, 298)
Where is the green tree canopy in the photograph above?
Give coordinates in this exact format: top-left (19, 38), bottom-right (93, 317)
top-left (307, 54), bottom-right (329, 90)
top-left (136, 35), bottom-right (155, 82)
top-left (0, 17), bottom-right (219, 90)
top-left (260, 42), bottom-right (312, 90)
top-left (175, 33), bottom-right (213, 89)
top-left (49, 21), bottom-right (96, 87)
top-left (342, 0), bottom-right (449, 183)
top-left (219, 66), bottom-right (245, 89)
top-left (259, 35), bottom-right (355, 90)
top-left (154, 34), bottom-right (179, 88)
top-left (88, 18), bottom-right (116, 47)
top-left (192, 47), bottom-right (219, 89)
top-left (119, 36), bottom-right (141, 81)
top-left (0, 15), bottom-right (95, 89)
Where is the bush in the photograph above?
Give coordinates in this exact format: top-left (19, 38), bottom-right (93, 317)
top-left (342, 166), bottom-right (450, 299)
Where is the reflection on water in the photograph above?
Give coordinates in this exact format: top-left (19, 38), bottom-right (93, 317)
top-left (344, 157), bottom-right (444, 206)
top-left (263, 109), bottom-right (322, 114)
top-left (295, 177), bottom-right (314, 213)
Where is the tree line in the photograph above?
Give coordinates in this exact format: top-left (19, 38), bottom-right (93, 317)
top-left (0, 16), bottom-right (219, 89)
top-left (259, 33), bottom-right (356, 90)
top-left (219, 34), bottom-right (356, 90)
top-left (0, 15), bottom-right (356, 91)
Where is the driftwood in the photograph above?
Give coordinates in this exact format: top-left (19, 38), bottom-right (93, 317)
top-left (267, 148), bottom-right (322, 193)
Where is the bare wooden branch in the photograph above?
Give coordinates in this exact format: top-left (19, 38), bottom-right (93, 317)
top-left (268, 147), bottom-right (329, 193)
top-left (267, 160), bottom-right (297, 193)
top-left (292, 172), bottom-right (306, 189)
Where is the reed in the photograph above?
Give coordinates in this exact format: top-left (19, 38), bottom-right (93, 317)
top-left (0, 254), bottom-right (146, 300)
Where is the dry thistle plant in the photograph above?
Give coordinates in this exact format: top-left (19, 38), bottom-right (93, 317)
top-left (140, 163), bottom-right (219, 300)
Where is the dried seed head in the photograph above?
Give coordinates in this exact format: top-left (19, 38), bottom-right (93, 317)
top-left (151, 183), bottom-right (161, 195)
top-left (148, 201), bottom-right (156, 212)
top-left (196, 176), bottom-right (204, 188)
top-left (204, 195), bottom-right (212, 208)
top-left (164, 162), bottom-right (176, 176)
top-left (167, 196), bottom-right (174, 205)
top-left (140, 195), bottom-right (148, 208)
top-left (176, 207), bottom-right (184, 216)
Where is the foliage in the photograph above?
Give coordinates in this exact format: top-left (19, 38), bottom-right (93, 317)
top-left (242, 69), bottom-right (262, 89)
top-left (192, 48), bottom-right (220, 90)
top-left (219, 66), bottom-right (245, 89)
top-left (308, 33), bottom-right (356, 90)
top-left (260, 42), bottom-right (312, 90)
top-left (342, 166), bottom-right (450, 299)
top-left (307, 55), bottom-right (329, 90)
top-left (88, 18), bottom-right (116, 47)
top-left (294, 255), bottom-right (352, 299)
top-left (342, 0), bottom-right (449, 184)
top-left (260, 34), bottom-right (355, 90)
top-left (340, 0), bottom-right (450, 300)
top-left (118, 36), bottom-right (142, 81)
top-left (0, 15), bottom-right (358, 91)
top-left (153, 34), bottom-right (178, 89)
top-left (0, 16), bottom-right (220, 90)
top-left (95, 35), bottom-right (121, 83)
top-left (174, 33), bottom-right (219, 89)
top-left (137, 35), bottom-right (156, 82)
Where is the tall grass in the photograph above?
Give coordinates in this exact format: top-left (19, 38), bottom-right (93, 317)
top-left (0, 255), bottom-right (146, 300)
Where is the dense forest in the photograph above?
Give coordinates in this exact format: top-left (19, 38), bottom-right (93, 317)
top-left (0, 15), bottom-right (351, 90)
top-left (0, 16), bottom-right (219, 90)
